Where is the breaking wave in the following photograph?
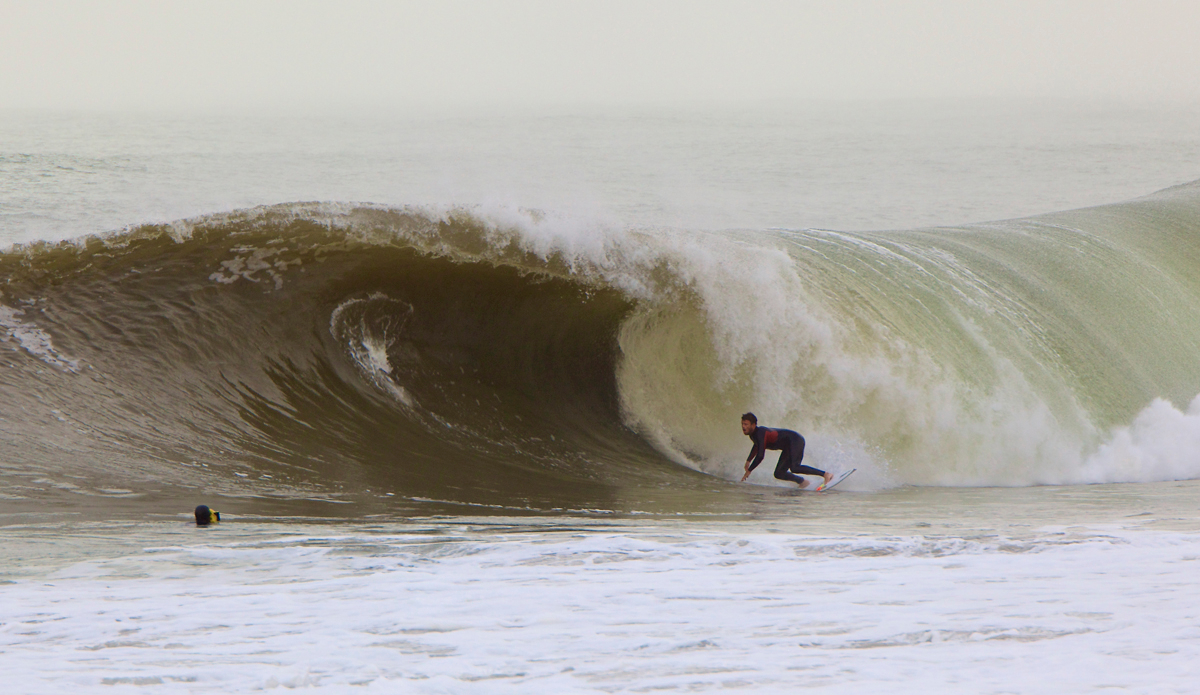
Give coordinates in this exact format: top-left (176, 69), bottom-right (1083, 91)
top-left (3, 181), bottom-right (1200, 511)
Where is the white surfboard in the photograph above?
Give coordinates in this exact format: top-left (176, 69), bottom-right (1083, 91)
top-left (811, 468), bottom-right (855, 492)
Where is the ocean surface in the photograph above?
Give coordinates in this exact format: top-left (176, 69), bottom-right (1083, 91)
top-left (2, 101), bottom-right (1200, 692)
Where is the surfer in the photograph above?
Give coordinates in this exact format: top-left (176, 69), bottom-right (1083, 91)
top-left (195, 505), bottom-right (220, 526)
top-left (739, 412), bottom-right (832, 488)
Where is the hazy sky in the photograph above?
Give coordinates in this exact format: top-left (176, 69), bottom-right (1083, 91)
top-left (3, 0), bottom-right (1200, 111)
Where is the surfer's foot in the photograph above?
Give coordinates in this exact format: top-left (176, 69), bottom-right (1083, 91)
top-left (823, 471), bottom-right (834, 485)
top-left (797, 479), bottom-right (810, 489)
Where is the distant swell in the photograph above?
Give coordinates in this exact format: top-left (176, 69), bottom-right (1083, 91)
top-left (3, 183), bottom-right (1200, 512)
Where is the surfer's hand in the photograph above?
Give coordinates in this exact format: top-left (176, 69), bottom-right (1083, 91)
top-left (741, 464), bottom-right (751, 482)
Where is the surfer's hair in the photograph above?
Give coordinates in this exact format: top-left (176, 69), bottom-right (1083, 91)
top-left (740, 412), bottom-right (757, 425)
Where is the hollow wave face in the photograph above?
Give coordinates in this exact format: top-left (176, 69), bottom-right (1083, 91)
top-left (3, 184), bottom-right (1200, 512)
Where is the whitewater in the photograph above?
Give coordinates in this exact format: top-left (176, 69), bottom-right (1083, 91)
top-left (2, 102), bottom-right (1200, 692)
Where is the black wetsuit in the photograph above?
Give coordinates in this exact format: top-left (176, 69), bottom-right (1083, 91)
top-left (746, 426), bottom-right (825, 484)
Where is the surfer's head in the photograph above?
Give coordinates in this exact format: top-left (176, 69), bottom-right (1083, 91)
top-left (194, 505), bottom-right (220, 526)
top-left (740, 412), bottom-right (757, 435)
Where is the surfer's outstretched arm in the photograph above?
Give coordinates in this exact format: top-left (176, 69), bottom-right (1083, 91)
top-left (740, 414), bottom-right (767, 482)
top-left (742, 440), bottom-right (764, 481)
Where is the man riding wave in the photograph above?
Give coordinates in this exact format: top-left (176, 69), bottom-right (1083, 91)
top-left (739, 412), bottom-right (832, 489)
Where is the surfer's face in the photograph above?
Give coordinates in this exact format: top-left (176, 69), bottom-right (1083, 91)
top-left (741, 419), bottom-right (755, 435)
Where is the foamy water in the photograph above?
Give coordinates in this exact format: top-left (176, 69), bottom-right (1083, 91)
top-left (4, 503), bottom-right (1200, 694)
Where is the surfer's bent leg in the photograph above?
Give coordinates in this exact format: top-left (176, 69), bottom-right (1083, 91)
top-left (773, 439), bottom-right (809, 483)
top-left (783, 433), bottom-right (825, 478)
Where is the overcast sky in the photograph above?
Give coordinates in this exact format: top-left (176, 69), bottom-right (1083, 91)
top-left (3, 0), bottom-right (1200, 111)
